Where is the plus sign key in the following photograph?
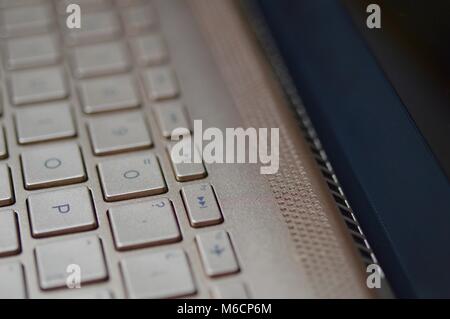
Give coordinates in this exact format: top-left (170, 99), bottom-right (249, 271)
top-left (181, 183), bottom-right (223, 227)
top-left (196, 230), bottom-right (239, 277)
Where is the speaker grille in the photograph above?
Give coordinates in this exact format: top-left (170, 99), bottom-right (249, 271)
top-left (190, 0), bottom-right (382, 297)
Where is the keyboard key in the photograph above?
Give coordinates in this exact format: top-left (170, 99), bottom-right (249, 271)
top-left (0, 263), bottom-right (27, 299)
top-left (0, 210), bottom-right (20, 257)
top-left (0, 4), bottom-right (53, 37)
top-left (167, 142), bottom-right (206, 182)
top-left (88, 112), bottom-right (152, 155)
top-left (21, 143), bottom-right (86, 190)
top-left (79, 74), bottom-right (140, 114)
top-left (181, 183), bottom-right (223, 227)
top-left (121, 3), bottom-right (156, 34)
top-left (211, 282), bottom-right (249, 299)
top-left (132, 34), bottom-right (168, 66)
top-left (143, 66), bottom-right (179, 101)
top-left (0, 164), bottom-right (14, 207)
top-left (109, 198), bottom-right (180, 250)
top-left (5, 34), bottom-right (60, 70)
top-left (98, 153), bottom-right (166, 201)
top-left (0, 126), bottom-right (7, 159)
top-left (65, 11), bottom-right (121, 45)
top-left (121, 249), bottom-right (196, 299)
top-left (28, 186), bottom-right (97, 238)
top-left (15, 102), bottom-right (76, 144)
top-left (154, 100), bottom-right (190, 138)
top-left (72, 42), bottom-right (131, 78)
top-left (9, 67), bottom-right (68, 105)
top-left (196, 230), bottom-right (239, 277)
top-left (35, 236), bottom-right (107, 290)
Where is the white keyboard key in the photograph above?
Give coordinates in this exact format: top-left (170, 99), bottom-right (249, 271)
top-left (121, 249), bottom-right (196, 299)
top-left (154, 100), bottom-right (190, 138)
top-left (15, 102), bottom-right (76, 144)
top-left (167, 142), bottom-right (206, 182)
top-left (28, 186), bottom-right (97, 238)
top-left (0, 4), bottom-right (53, 37)
top-left (121, 3), bottom-right (156, 34)
top-left (5, 34), bottom-right (60, 70)
top-left (143, 66), bottom-right (179, 101)
top-left (9, 67), bottom-right (68, 105)
top-left (0, 210), bottom-right (20, 257)
top-left (211, 282), bottom-right (249, 299)
top-left (109, 198), bottom-right (180, 250)
top-left (181, 183), bottom-right (223, 227)
top-left (88, 112), bottom-right (152, 155)
top-left (0, 126), bottom-right (7, 159)
top-left (98, 153), bottom-right (166, 201)
top-left (0, 164), bottom-right (14, 207)
top-left (0, 263), bottom-right (27, 299)
top-left (35, 236), bottom-right (107, 290)
top-left (132, 34), bottom-right (168, 66)
top-left (65, 11), bottom-right (121, 45)
top-left (196, 230), bottom-right (239, 277)
top-left (21, 143), bottom-right (86, 190)
top-left (72, 42), bottom-right (131, 78)
top-left (79, 74), bottom-right (140, 114)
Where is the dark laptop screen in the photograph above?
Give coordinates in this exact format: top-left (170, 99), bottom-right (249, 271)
top-left (344, 0), bottom-right (450, 181)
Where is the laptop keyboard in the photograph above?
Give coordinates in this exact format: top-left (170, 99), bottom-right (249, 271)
top-left (0, 0), bottom-right (245, 298)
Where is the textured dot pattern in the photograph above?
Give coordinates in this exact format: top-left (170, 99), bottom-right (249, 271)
top-left (190, 0), bottom-right (371, 298)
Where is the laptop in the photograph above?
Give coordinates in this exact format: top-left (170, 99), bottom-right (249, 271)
top-left (0, 0), bottom-right (446, 299)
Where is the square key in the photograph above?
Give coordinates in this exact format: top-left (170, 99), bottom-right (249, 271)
top-left (15, 102), bottom-right (76, 144)
top-left (35, 236), bottom-right (107, 290)
top-left (5, 34), bottom-right (60, 70)
top-left (0, 4), bottom-right (53, 37)
top-left (121, 3), bottom-right (156, 34)
top-left (121, 249), bottom-right (196, 299)
top-left (181, 183), bottom-right (223, 227)
top-left (65, 11), bottom-right (121, 45)
top-left (88, 111), bottom-right (152, 155)
top-left (0, 263), bottom-right (27, 299)
top-left (79, 74), bottom-right (140, 114)
top-left (132, 33), bottom-right (168, 66)
top-left (21, 143), bottom-right (86, 190)
top-left (108, 198), bottom-right (180, 250)
top-left (211, 282), bottom-right (249, 299)
top-left (72, 42), bottom-right (130, 78)
top-left (9, 67), bottom-right (68, 106)
top-left (27, 186), bottom-right (97, 238)
top-left (0, 210), bottom-right (20, 257)
top-left (143, 66), bottom-right (179, 101)
top-left (154, 100), bottom-right (190, 138)
top-left (98, 153), bottom-right (166, 201)
top-left (196, 230), bottom-right (239, 277)
top-left (167, 141), bottom-right (207, 182)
